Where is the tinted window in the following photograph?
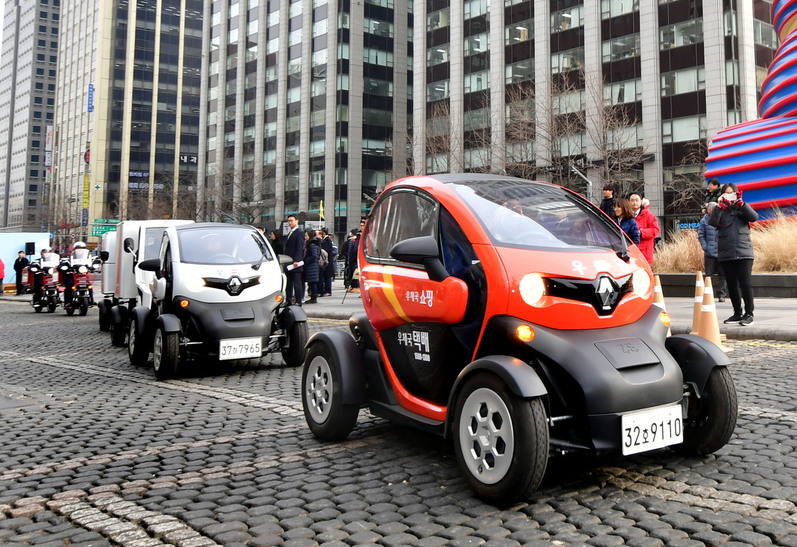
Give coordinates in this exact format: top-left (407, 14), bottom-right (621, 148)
top-left (365, 190), bottom-right (439, 260)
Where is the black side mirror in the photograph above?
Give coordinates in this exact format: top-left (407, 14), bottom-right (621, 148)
top-left (390, 236), bottom-right (449, 282)
top-left (123, 237), bottom-right (135, 254)
top-left (138, 258), bottom-right (160, 273)
top-left (100, 250), bottom-right (109, 262)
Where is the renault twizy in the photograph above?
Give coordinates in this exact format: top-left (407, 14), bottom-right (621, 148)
top-left (301, 174), bottom-right (737, 504)
top-left (134, 223), bottom-right (309, 379)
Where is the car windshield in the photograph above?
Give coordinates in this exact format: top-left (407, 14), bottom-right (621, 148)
top-left (449, 179), bottom-right (624, 252)
top-left (178, 226), bottom-right (274, 265)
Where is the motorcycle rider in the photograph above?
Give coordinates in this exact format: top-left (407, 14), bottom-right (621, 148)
top-left (62, 241), bottom-right (95, 308)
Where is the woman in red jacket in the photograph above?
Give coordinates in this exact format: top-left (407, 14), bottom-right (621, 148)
top-left (629, 192), bottom-right (660, 264)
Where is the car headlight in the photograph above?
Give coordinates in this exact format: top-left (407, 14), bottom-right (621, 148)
top-left (519, 273), bottom-right (547, 307)
top-left (185, 277), bottom-right (206, 292)
top-left (632, 268), bottom-right (652, 298)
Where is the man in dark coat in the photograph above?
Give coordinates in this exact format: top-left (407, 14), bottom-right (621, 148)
top-left (283, 214), bottom-right (305, 305)
top-left (599, 185), bottom-right (616, 218)
top-left (706, 178), bottom-right (722, 203)
top-left (320, 228), bottom-right (334, 296)
top-left (13, 251), bottom-right (29, 295)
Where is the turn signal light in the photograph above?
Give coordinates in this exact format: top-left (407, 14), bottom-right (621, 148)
top-left (659, 312), bottom-right (671, 328)
top-left (276, 294), bottom-right (284, 303)
top-left (180, 299), bottom-right (190, 308)
top-left (516, 324), bottom-right (535, 342)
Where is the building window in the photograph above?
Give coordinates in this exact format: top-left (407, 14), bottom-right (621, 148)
top-left (551, 47), bottom-right (584, 74)
top-left (601, 0), bottom-right (639, 19)
top-left (662, 115), bottom-right (706, 144)
top-left (661, 67), bottom-right (705, 96)
top-left (506, 19), bottom-right (533, 45)
top-left (464, 71), bottom-right (489, 93)
top-left (427, 80), bottom-right (450, 101)
top-left (427, 45), bottom-right (449, 66)
top-left (428, 8), bottom-right (450, 31)
top-left (364, 18), bottom-right (393, 38)
top-left (506, 60), bottom-right (535, 83)
top-left (464, 0), bottom-right (488, 19)
top-left (660, 19), bottom-right (703, 49)
top-left (602, 34), bottom-right (640, 62)
top-left (753, 20), bottom-right (778, 49)
top-left (464, 33), bottom-right (488, 56)
top-left (604, 79), bottom-right (642, 105)
top-left (551, 6), bottom-right (583, 33)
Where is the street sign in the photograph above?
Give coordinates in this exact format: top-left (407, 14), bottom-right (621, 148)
top-left (91, 225), bottom-right (117, 236)
top-left (108, 219), bottom-right (121, 224)
top-left (93, 218), bottom-right (107, 223)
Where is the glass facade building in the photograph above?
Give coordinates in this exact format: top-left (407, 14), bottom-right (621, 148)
top-left (411, 0), bottom-right (776, 226)
top-left (0, 0), bottom-right (60, 232)
top-left (198, 0), bottom-right (413, 235)
top-left (50, 0), bottom-right (203, 245)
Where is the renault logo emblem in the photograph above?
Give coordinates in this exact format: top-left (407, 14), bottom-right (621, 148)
top-left (228, 276), bottom-right (243, 295)
top-left (596, 276), bottom-right (616, 310)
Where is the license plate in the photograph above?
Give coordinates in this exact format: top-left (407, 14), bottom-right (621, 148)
top-left (621, 404), bottom-right (683, 455)
top-left (219, 337), bottom-right (262, 360)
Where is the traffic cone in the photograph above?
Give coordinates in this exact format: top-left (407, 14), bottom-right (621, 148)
top-left (653, 275), bottom-right (671, 337)
top-left (689, 271), bottom-right (704, 335)
top-left (697, 276), bottom-right (729, 351)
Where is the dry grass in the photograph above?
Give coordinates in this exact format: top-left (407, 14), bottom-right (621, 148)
top-left (653, 216), bottom-right (797, 273)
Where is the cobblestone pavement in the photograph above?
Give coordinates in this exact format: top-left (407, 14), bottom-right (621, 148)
top-left (1, 300), bottom-right (797, 546)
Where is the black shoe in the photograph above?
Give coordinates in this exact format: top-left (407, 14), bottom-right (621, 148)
top-left (724, 313), bottom-right (744, 324)
top-left (717, 296), bottom-right (725, 302)
top-left (739, 313), bottom-right (754, 326)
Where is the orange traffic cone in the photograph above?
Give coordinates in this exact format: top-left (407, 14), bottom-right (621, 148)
top-left (690, 271), bottom-right (704, 335)
top-left (697, 276), bottom-right (729, 351)
top-left (653, 275), bottom-right (671, 337)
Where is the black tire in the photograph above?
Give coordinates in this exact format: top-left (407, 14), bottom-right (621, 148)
top-left (672, 367), bottom-right (737, 456)
top-left (47, 300), bottom-right (57, 313)
top-left (153, 327), bottom-right (179, 380)
top-left (128, 316), bottom-right (150, 367)
top-left (79, 302), bottom-right (88, 316)
top-left (302, 341), bottom-right (359, 441)
top-left (98, 300), bottom-right (111, 331)
top-left (453, 373), bottom-right (549, 505)
top-left (111, 319), bottom-right (126, 347)
top-left (34, 304), bottom-right (42, 313)
top-left (65, 306), bottom-right (75, 316)
top-left (281, 320), bottom-right (309, 367)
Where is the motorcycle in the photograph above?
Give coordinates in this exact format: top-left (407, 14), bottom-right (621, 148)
top-left (28, 253), bottom-right (62, 313)
top-left (59, 260), bottom-right (95, 316)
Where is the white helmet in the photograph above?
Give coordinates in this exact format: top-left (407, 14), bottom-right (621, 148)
top-left (41, 247), bottom-right (50, 253)
top-left (74, 241), bottom-right (86, 248)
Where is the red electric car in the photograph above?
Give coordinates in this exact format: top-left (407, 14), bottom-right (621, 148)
top-left (301, 174), bottom-right (737, 504)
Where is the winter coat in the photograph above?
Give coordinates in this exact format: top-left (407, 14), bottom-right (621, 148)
top-left (706, 187), bottom-right (722, 204)
top-left (697, 214), bottom-right (718, 258)
top-left (708, 201), bottom-right (758, 261)
top-left (634, 205), bottom-right (660, 263)
top-left (617, 217), bottom-right (640, 245)
top-left (303, 238), bottom-right (321, 283)
top-left (600, 197), bottom-right (617, 218)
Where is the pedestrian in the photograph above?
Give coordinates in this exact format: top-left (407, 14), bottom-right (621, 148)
top-left (346, 229), bottom-right (361, 293)
top-left (13, 251), bottom-right (29, 295)
top-left (599, 185), bottom-right (617, 218)
top-left (0, 256), bottom-right (4, 294)
top-left (628, 192), bottom-right (660, 264)
top-left (708, 182), bottom-right (758, 326)
top-left (283, 214), bottom-right (304, 305)
top-left (269, 230), bottom-right (284, 255)
top-left (613, 198), bottom-right (640, 245)
top-left (697, 205), bottom-right (727, 302)
top-left (706, 178), bottom-right (722, 204)
top-left (319, 227), bottom-right (334, 296)
top-left (303, 229), bottom-right (321, 304)
top-left (340, 232), bottom-right (353, 289)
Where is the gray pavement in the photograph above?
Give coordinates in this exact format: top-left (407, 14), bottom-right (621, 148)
top-left (1, 290), bottom-right (797, 545)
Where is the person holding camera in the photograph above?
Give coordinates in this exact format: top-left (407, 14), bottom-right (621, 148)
top-left (707, 182), bottom-right (758, 326)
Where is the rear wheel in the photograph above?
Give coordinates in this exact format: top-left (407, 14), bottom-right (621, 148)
top-left (453, 373), bottom-right (549, 505)
top-left (672, 367), bottom-right (737, 456)
top-left (281, 320), bottom-right (308, 367)
top-left (153, 327), bottom-right (179, 380)
top-left (111, 319), bottom-right (126, 347)
top-left (302, 341), bottom-right (359, 441)
top-left (98, 300), bottom-right (111, 331)
top-left (47, 298), bottom-right (57, 313)
top-left (128, 316), bottom-right (150, 366)
top-left (65, 306), bottom-right (75, 316)
top-left (79, 301), bottom-right (88, 316)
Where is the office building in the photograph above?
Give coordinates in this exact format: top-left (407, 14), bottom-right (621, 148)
top-left (198, 0), bottom-right (412, 234)
top-left (0, 0), bottom-right (60, 232)
top-left (50, 0), bottom-right (203, 246)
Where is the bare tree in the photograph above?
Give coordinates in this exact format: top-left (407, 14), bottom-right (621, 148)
top-left (201, 159), bottom-right (277, 225)
top-left (662, 139), bottom-right (709, 215)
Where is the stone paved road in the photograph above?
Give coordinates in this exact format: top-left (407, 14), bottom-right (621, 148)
top-left (1, 299), bottom-right (797, 546)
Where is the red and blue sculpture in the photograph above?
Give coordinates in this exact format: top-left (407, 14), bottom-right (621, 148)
top-left (704, 0), bottom-right (797, 220)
